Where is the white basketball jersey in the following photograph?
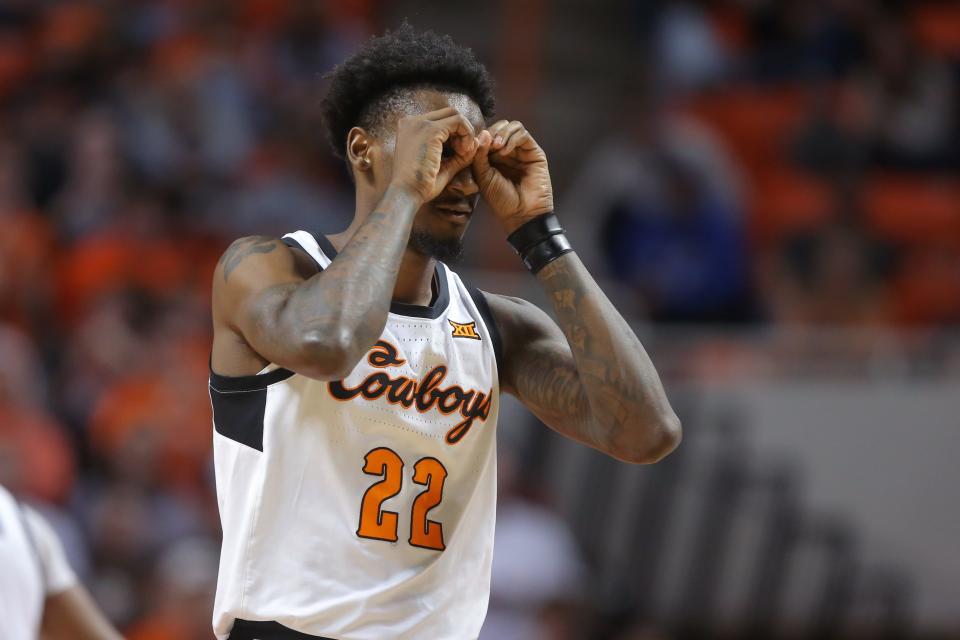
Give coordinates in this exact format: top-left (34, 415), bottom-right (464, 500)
top-left (0, 484), bottom-right (78, 640)
top-left (211, 231), bottom-right (502, 640)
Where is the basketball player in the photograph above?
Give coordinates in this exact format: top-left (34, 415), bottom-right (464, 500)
top-left (0, 484), bottom-right (121, 640)
top-left (210, 25), bottom-right (681, 640)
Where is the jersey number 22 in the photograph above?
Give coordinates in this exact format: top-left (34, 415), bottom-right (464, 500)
top-left (357, 447), bottom-right (447, 551)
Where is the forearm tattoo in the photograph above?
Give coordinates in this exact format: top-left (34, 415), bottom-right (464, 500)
top-left (293, 206), bottom-right (406, 349)
top-left (222, 186), bottom-right (421, 363)
top-left (526, 254), bottom-right (674, 452)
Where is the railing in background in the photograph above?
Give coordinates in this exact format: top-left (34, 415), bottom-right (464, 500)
top-left (480, 273), bottom-right (959, 637)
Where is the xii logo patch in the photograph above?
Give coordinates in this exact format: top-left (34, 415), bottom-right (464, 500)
top-left (449, 319), bottom-right (481, 340)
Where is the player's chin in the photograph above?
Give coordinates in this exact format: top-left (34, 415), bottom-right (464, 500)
top-left (409, 218), bottom-right (468, 263)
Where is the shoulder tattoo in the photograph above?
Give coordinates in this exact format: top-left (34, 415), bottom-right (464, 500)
top-left (220, 236), bottom-right (278, 282)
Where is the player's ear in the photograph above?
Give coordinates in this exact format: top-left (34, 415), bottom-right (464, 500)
top-left (346, 127), bottom-right (374, 176)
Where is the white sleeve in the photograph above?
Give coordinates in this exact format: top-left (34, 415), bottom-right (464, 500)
top-left (21, 506), bottom-right (78, 596)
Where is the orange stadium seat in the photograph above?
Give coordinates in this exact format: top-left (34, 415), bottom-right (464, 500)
top-left (707, 5), bottom-right (749, 54)
top-left (126, 618), bottom-right (200, 640)
top-left (88, 338), bottom-right (212, 489)
top-left (862, 175), bottom-right (960, 247)
top-left (0, 211), bottom-right (55, 336)
top-left (39, 2), bottom-right (105, 55)
top-left (152, 33), bottom-right (208, 81)
top-left (749, 169), bottom-right (834, 244)
top-left (912, 3), bottom-right (960, 58)
top-left (682, 86), bottom-right (810, 174)
top-left (240, 0), bottom-right (294, 33)
top-left (0, 404), bottom-right (75, 503)
top-left (0, 35), bottom-right (32, 98)
top-left (55, 231), bottom-right (190, 326)
top-left (892, 247), bottom-right (960, 325)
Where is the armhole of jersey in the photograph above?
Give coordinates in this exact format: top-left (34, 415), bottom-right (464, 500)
top-left (210, 231), bottom-right (327, 452)
top-left (282, 230), bottom-right (333, 272)
top-left (469, 288), bottom-right (504, 384)
top-left (209, 366), bottom-right (294, 452)
top-left (210, 229), bottom-right (329, 391)
top-left (209, 366), bottom-right (295, 393)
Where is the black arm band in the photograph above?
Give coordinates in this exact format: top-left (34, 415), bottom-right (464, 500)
top-left (507, 212), bottom-right (565, 255)
top-left (522, 234), bottom-right (574, 274)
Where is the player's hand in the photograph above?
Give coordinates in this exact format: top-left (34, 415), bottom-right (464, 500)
top-left (472, 120), bottom-right (554, 234)
top-left (390, 107), bottom-right (479, 204)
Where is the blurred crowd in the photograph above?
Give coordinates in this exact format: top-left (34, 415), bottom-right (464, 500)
top-left (0, 1), bottom-right (371, 637)
top-left (572, 0), bottom-right (959, 330)
top-left (0, 0), bottom-right (955, 638)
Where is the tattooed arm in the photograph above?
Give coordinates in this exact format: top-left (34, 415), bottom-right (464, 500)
top-left (211, 190), bottom-right (418, 381)
top-left (472, 121), bottom-right (680, 464)
top-left (211, 107), bottom-right (478, 380)
top-left (481, 257), bottom-right (680, 464)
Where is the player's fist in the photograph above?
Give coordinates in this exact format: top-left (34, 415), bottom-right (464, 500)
top-left (472, 120), bottom-right (554, 234)
top-left (390, 107), bottom-right (479, 204)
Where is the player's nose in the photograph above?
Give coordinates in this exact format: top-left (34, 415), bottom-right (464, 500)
top-left (447, 166), bottom-right (479, 197)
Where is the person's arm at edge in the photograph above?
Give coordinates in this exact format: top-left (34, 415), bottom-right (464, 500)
top-left (41, 586), bottom-right (123, 640)
top-left (18, 506), bottom-right (122, 640)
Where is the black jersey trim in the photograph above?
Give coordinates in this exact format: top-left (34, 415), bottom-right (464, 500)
top-left (228, 620), bottom-right (336, 639)
top-left (312, 232), bottom-right (451, 319)
top-left (312, 232), bottom-right (339, 264)
top-left (469, 287), bottom-right (504, 382)
top-left (281, 236), bottom-right (321, 271)
top-left (209, 366), bottom-right (295, 393)
top-left (282, 232), bottom-right (337, 273)
top-left (286, 231), bottom-right (451, 319)
top-left (389, 262), bottom-right (450, 319)
top-left (210, 382), bottom-right (269, 451)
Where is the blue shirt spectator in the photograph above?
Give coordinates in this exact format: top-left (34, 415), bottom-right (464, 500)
top-left (602, 159), bottom-right (752, 323)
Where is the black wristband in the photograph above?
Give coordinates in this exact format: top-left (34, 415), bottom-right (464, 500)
top-left (522, 234), bottom-right (574, 274)
top-left (507, 212), bottom-right (564, 256)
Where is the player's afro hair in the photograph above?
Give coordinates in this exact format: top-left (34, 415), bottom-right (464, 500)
top-left (320, 23), bottom-right (496, 161)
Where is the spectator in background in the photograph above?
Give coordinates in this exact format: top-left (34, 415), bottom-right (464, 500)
top-left (771, 219), bottom-right (891, 327)
top-left (0, 324), bottom-right (50, 408)
top-left (651, 0), bottom-right (729, 93)
top-left (741, 0), bottom-right (871, 81)
top-left (763, 210), bottom-right (897, 373)
top-left (601, 153), bottom-right (751, 323)
top-left (794, 9), bottom-right (958, 173)
top-left (854, 14), bottom-right (957, 170)
top-left (0, 1), bottom-right (374, 635)
top-left (766, 186), bottom-right (894, 328)
top-left (0, 325), bottom-right (75, 504)
top-left (15, 78), bottom-right (75, 213)
top-left (204, 124), bottom-right (354, 237)
top-left (0, 141), bottom-right (56, 335)
top-left (53, 107), bottom-right (125, 239)
top-left (791, 79), bottom-right (868, 176)
top-left (563, 86), bottom-right (744, 291)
